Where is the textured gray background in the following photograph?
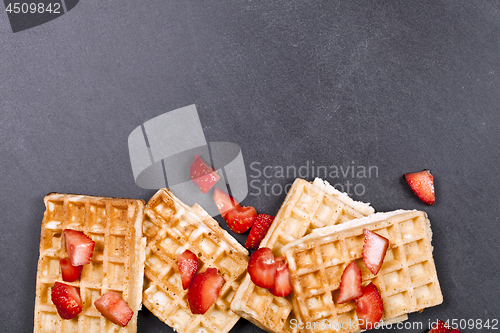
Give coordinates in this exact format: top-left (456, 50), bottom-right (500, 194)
top-left (1, 1), bottom-right (499, 332)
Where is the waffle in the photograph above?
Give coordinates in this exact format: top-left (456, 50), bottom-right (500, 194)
top-left (230, 178), bottom-right (375, 333)
top-left (281, 210), bottom-right (443, 333)
top-left (33, 193), bottom-right (146, 333)
top-left (142, 188), bottom-right (249, 333)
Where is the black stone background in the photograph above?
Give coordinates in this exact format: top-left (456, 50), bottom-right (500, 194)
top-left (1, 1), bottom-right (499, 332)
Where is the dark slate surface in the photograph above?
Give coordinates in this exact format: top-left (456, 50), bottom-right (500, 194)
top-left (1, 1), bottom-right (499, 332)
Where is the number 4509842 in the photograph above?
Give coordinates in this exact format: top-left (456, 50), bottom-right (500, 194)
top-left (5, 2), bottom-right (61, 14)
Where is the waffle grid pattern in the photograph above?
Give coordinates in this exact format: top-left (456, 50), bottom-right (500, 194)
top-left (142, 189), bottom-right (249, 333)
top-left (283, 211), bottom-right (443, 333)
top-left (34, 194), bottom-right (145, 333)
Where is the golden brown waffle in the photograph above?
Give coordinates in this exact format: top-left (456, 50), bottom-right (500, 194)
top-left (33, 193), bottom-right (146, 333)
top-left (281, 210), bottom-right (443, 333)
top-left (142, 189), bottom-right (249, 333)
top-left (230, 178), bottom-right (375, 333)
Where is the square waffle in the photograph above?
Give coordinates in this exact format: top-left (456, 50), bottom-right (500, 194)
top-left (281, 210), bottom-right (443, 332)
top-left (230, 178), bottom-right (375, 333)
top-left (33, 193), bottom-right (146, 333)
top-left (142, 189), bottom-right (249, 333)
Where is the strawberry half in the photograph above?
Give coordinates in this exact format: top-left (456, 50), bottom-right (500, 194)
top-left (60, 258), bottom-right (83, 282)
top-left (428, 320), bottom-right (451, 333)
top-left (337, 262), bottom-right (362, 303)
top-left (245, 214), bottom-right (274, 250)
top-left (247, 247), bottom-right (277, 289)
top-left (269, 257), bottom-right (293, 297)
top-left (404, 169), bottom-right (435, 205)
top-left (188, 268), bottom-right (225, 314)
top-left (190, 154), bottom-right (220, 194)
top-left (51, 282), bottom-right (83, 320)
top-left (449, 330), bottom-right (462, 333)
top-left (355, 283), bottom-right (383, 330)
top-left (64, 229), bottom-right (95, 266)
top-left (177, 249), bottom-right (199, 290)
top-left (362, 229), bottom-right (389, 275)
top-left (94, 291), bottom-right (134, 327)
top-left (224, 205), bottom-right (257, 233)
top-left (213, 187), bottom-right (239, 219)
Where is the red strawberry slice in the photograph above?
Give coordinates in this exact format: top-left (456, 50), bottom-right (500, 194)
top-left (224, 205), bottom-right (257, 233)
top-left (269, 257), bottom-right (293, 297)
top-left (428, 320), bottom-right (451, 333)
top-left (245, 214), bottom-right (274, 250)
top-left (337, 262), bottom-right (362, 303)
top-left (64, 229), bottom-right (95, 266)
top-left (355, 282), bottom-right (383, 330)
top-left (404, 170), bottom-right (435, 205)
top-left (188, 268), bottom-right (225, 314)
top-left (190, 154), bottom-right (220, 194)
top-left (60, 258), bottom-right (83, 282)
top-left (94, 291), bottom-right (134, 327)
top-left (51, 282), bottom-right (83, 320)
top-left (362, 229), bottom-right (389, 275)
top-left (247, 247), bottom-right (277, 289)
top-left (177, 249), bottom-right (199, 290)
top-left (449, 330), bottom-right (461, 333)
top-left (213, 187), bottom-right (239, 219)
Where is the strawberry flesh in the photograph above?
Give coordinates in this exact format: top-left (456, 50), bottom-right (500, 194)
top-left (188, 268), bottom-right (225, 314)
top-left (404, 169), bottom-right (435, 205)
top-left (51, 282), bottom-right (83, 320)
top-left (177, 250), bottom-right (199, 290)
top-left (64, 229), bottom-right (95, 266)
top-left (190, 154), bottom-right (220, 194)
top-left (60, 258), bottom-right (83, 282)
top-left (362, 229), bottom-right (389, 275)
top-left (269, 257), bottom-right (293, 297)
top-left (337, 262), bottom-right (362, 303)
top-left (247, 247), bottom-right (277, 289)
top-left (224, 205), bottom-right (256, 233)
top-left (245, 214), bottom-right (274, 250)
top-left (355, 282), bottom-right (383, 330)
top-left (94, 291), bottom-right (134, 327)
top-left (428, 320), bottom-right (452, 333)
top-left (213, 187), bottom-right (239, 219)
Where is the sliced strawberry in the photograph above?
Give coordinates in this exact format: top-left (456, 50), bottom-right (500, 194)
top-left (449, 330), bottom-right (461, 333)
top-left (188, 268), bottom-right (225, 314)
top-left (94, 291), bottom-right (134, 327)
top-left (213, 187), bottom-right (239, 219)
top-left (245, 214), bottom-right (274, 250)
top-left (190, 154), bottom-right (220, 194)
top-left (428, 320), bottom-right (451, 333)
top-left (177, 249), bottom-right (199, 290)
top-left (337, 262), bottom-right (362, 303)
top-left (355, 282), bottom-right (383, 330)
top-left (404, 169), bottom-right (435, 205)
top-left (269, 257), bottom-right (293, 297)
top-left (64, 229), bottom-right (95, 266)
top-left (225, 205), bottom-right (257, 233)
top-left (60, 258), bottom-right (83, 282)
top-left (362, 229), bottom-right (389, 275)
top-left (51, 282), bottom-right (83, 320)
top-left (247, 247), bottom-right (277, 289)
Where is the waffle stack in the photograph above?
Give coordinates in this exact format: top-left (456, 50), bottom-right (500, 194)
top-left (142, 189), bottom-right (249, 333)
top-left (231, 178), bottom-right (375, 333)
top-left (33, 194), bottom-right (146, 333)
top-left (281, 210), bottom-right (443, 333)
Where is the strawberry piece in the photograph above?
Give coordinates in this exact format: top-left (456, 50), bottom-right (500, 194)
top-left (188, 268), bottom-right (225, 314)
top-left (60, 258), bottom-right (83, 282)
top-left (337, 262), bottom-right (362, 303)
top-left (64, 229), bottom-right (95, 266)
top-left (362, 229), bottom-right (389, 275)
top-left (449, 330), bottom-right (461, 333)
top-left (190, 154), bottom-right (220, 194)
top-left (213, 187), bottom-right (239, 219)
top-left (269, 257), bottom-right (293, 297)
top-left (247, 247), bottom-right (277, 289)
top-left (245, 214), bottom-right (274, 250)
top-left (94, 291), bottom-right (134, 327)
top-left (355, 283), bottom-right (383, 330)
top-left (177, 250), bottom-right (199, 290)
top-left (404, 169), bottom-right (435, 205)
top-left (428, 320), bottom-right (451, 333)
top-left (224, 205), bottom-right (257, 233)
top-left (51, 282), bottom-right (83, 320)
